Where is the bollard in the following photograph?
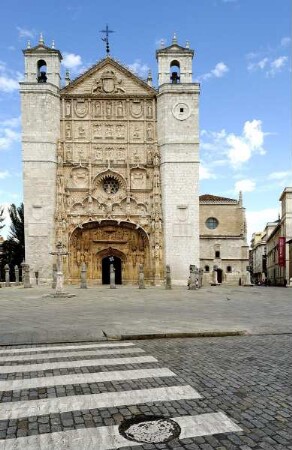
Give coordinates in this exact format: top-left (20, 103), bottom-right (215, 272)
top-left (4, 264), bottom-right (10, 287)
top-left (110, 263), bottom-right (116, 289)
top-left (165, 264), bottom-right (172, 290)
top-left (22, 263), bottom-right (32, 288)
top-left (15, 265), bottom-right (20, 286)
top-left (188, 265), bottom-right (199, 290)
top-left (138, 264), bottom-right (145, 289)
top-left (80, 262), bottom-right (87, 289)
top-left (52, 264), bottom-right (57, 289)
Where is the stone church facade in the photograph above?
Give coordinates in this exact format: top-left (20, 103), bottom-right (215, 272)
top-left (20, 35), bottom-right (247, 286)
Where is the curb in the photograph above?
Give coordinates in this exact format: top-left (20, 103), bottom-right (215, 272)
top-left (102, 330), bottom-right (248, 341)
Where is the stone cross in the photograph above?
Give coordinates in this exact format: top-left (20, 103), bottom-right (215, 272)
top-left (4, 264), bottom-right (10, 287)
top-left (50, 242), bottom-right (68, 295)
top-left (138, 263), bottom-right (145, 289)
top-left (14, 265), bottom-right (20, 286)
top-left (110, 263), bottom-right (116, 289)
top-left (165, 264), bottom-right (172, 290)
top-left (188, 265), bottom-right (199, 290)
top-left (80, 262), bottom-right (87, 289)
top-left (21, 262), bottom-right (31, 288)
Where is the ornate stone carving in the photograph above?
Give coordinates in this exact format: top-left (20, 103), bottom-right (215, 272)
top-left (65, 101), bottom-right (71, 117)
top-left (130, 100), bottom-right (143, 118)
top-left (131, 169), bottom-right (147, 190)
top-left (92, 70), bottom-right (125, 94)
top-left (70, 167), bottom-right (88, 188)
top-left (74, 99), bottom-right (88, 118)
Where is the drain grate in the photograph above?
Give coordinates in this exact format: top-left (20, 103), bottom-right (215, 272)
top-left (119, 415), bottom-right (181, 444)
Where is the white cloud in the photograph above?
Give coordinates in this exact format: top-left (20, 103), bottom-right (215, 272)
top-left (0, 61), bottom-right (22, 93)
top-left (128, 59), bottom-right (150, 78)
top-left (267, 56), bottom-right (288, 77)
top-left (62, 53), bottom-right (82, 70)
top-left (268, 171), bottom-right (291, 180)
top-left (199, 62), bottom-right (229, 81)
top-left (227, 120), bottom-right (265, 167)
top-left (246, 208), bottom-right (280, 244)
top-left (199, 165), bottom-right (217, 180)
top-left (0, 116), bottom-right (21, 151)
top-left (0, 171), bottom-right (10, 179)
top-left (280, 37), bottom-right (291, 47)
top-left (16, 26), bottom-right (35, 39)
top-left (247, 57), bottom-right (269, 71)
top-left (234, 179), bottom-right (256, 193)
top-left (201, 119), bottom-right (267, 169)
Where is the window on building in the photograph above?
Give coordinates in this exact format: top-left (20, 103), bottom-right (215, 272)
top-left (205, 265), bottom-right (210, 272)
top-left (215, 251), bottom-right (220, 258)
top-left (206, 217), bottom-right (219, 230)
top-left (227, 265), bottom-right (232, 273)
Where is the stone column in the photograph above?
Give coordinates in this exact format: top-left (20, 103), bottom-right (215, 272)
top-left (14, 265), bottom-right (20, 286)
top-left (80, 262), bottom-right (87, 289)
top-left (188, 265), bottom-right (199, 290)
top-left (4, 264), bottom-right (10, 287)
top-left (165, 264), bottom-right (172, 290)
top-left (138, 264), bottom-right (145, 289)
top-left (34, 271), bottom-right (39, 286)
top-left (110, 263), bottom-right (116, 289)
top-left (211, 266), bottom-right (218, 286)
top-left (22, 263), bottom-right (32, 288)
top-left (52, 264), bottom-right (57, 289)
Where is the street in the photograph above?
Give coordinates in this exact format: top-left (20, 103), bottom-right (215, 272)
top-left (0, 334), bottom-right (291, 449)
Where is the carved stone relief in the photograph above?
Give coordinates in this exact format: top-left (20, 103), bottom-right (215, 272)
top-left (92, 70), bottom-right (125, 94)
top-left (70, 167), bottom-right (88, 188)
top-left (131, 169), bottom-right (147, 190)
top-left (130, 100), bottom-right (143, 118)
top-left (74, 99), bottom-right (89, 118)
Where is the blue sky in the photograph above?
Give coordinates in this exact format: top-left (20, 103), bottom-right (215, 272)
top-left (0, 0), bottom-right (291, 242)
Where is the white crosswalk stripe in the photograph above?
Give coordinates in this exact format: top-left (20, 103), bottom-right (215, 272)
top-left (0, 342), bottom-right (134, 356)
top-left (0, 355), bottom-right (157, 374)
top-left (0, 367), bottom-right (176, 392)
top-left (0, 413), bottom-right (242, 450)
top-left (0, 341), bottom-right (242, 448)
top-left (0, 346), bottom-right (145, 363)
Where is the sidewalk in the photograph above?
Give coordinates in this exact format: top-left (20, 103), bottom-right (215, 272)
top-left (0, 285), bottom-right (291, 345)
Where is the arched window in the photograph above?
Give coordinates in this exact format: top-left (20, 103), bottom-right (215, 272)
top-left (37, 59), bottom-right (47, 83)
top-left (170, 60), bottom-right (180, 84)
top-left (205, 265), bottom-right (210, 272)
top-left (227, 265), bottom-right (232, 273)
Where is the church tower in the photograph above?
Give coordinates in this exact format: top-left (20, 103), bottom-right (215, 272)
top-left (156, 35), bottom-right (200, 284)
top-left (20, 35), bottom-right (62, 281)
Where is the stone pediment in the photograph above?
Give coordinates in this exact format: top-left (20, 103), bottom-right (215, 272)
top-left (61, 57), bottom-right (156, 97)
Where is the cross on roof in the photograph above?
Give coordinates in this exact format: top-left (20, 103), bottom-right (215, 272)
top-left (100, 24), bottom-right (115, 55)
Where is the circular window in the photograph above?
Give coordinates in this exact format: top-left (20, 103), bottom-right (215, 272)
top-left (103, 176), bottom-right (119, 194)
top-left (206, 217), bottom-right (219, 229)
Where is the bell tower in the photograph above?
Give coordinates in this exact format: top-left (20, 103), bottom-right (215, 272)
top-left (156, 35), bottom-right (200, 284)
top-left (20, 35), bottom-right (62, 282)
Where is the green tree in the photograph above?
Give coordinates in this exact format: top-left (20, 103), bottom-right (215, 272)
top-left (2, 203), bottom-right (25, 280)
top-left (0, 206), bottom-right (5, 232)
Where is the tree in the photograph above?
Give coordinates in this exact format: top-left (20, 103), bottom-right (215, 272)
top-left (2, 203), bottom-right (25, 280)
top-left (0, 206), bottom-right (5, 232)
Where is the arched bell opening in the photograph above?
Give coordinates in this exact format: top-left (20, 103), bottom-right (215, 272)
top-left (170, 60), bottom-right (180, 84)
top-left (37, 59), bottom-right (47, 83)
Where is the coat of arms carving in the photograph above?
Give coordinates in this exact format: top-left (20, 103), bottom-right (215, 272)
top-left (92, 70), bottom-right (125, 94)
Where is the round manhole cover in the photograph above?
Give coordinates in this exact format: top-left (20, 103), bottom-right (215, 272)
top-left (119, 415), bottom-right (181, 444)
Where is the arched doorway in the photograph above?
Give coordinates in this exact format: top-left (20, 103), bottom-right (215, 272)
top-left (102, 255), bottom-right (122, 285)
top-left (217, 268), bottom-right (223, 284)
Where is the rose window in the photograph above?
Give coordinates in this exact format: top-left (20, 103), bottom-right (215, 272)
top-left (103, 176), bottom-right (119, 194)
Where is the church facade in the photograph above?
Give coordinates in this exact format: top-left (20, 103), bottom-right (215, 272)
top-left (20, 35), bottom-right (200, 285)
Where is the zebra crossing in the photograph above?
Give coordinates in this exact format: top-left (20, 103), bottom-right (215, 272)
top-left (0, 341), bottom-right (242, 449)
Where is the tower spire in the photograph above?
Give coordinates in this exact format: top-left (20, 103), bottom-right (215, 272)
top-left (39, 33), bottom-right (44, 45)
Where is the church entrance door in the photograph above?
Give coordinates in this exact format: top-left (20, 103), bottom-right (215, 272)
top-left (217, 269), bottom-right (223, 284)
top-left (102, 255), bottom-right (122, 285)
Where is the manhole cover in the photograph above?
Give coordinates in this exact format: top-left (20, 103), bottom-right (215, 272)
top-left (119, 415), bottom-right (181, 444)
